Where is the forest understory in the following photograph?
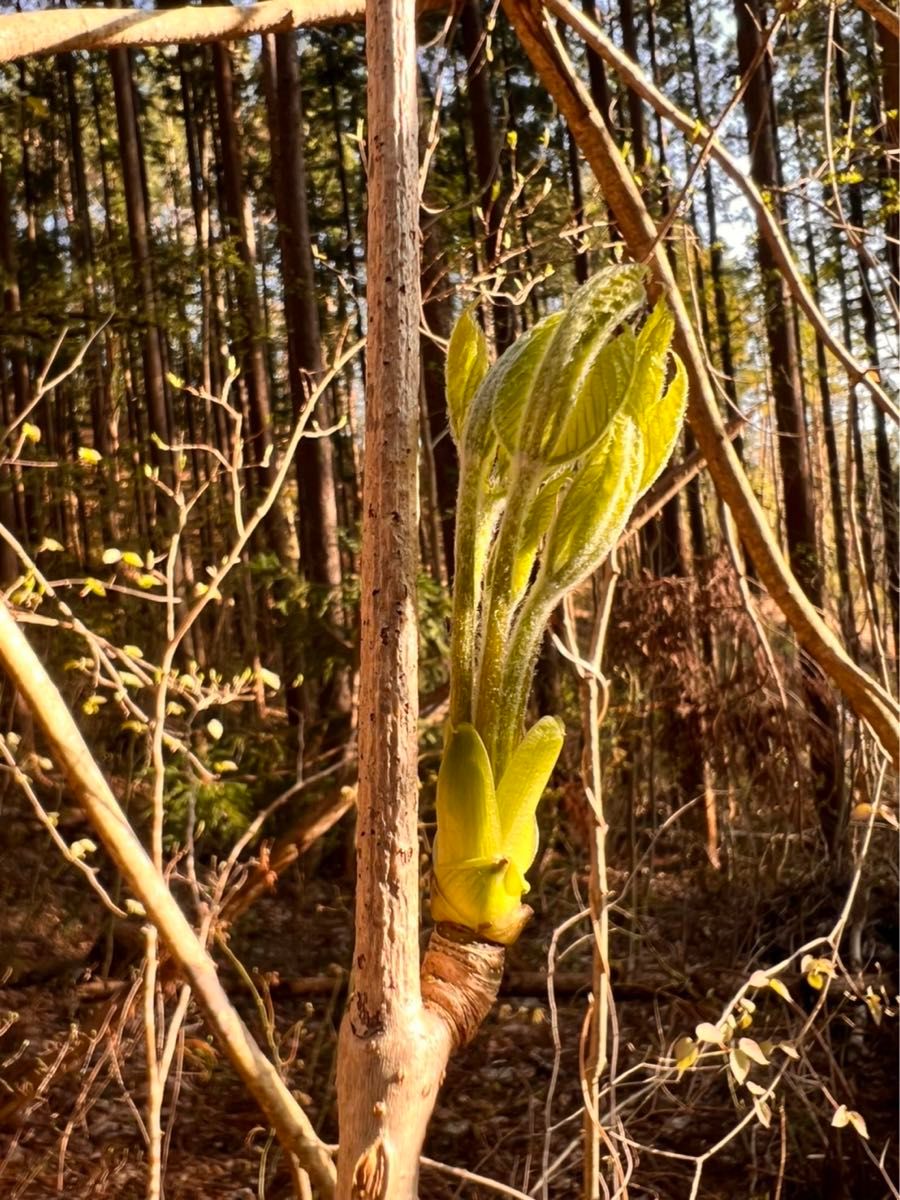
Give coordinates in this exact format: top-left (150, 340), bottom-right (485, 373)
top-left (0, 0), bottom-right (897, 1196)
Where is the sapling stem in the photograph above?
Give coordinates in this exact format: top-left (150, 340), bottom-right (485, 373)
top-left (436, 267), bottom-right (685, 946)
top-left (448, 449), bottom-right (485, 726)
top-left (475, 455), bottom-right (542, 766)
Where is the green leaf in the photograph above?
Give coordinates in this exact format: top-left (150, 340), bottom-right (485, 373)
top-left (435, 724), bottom-right (500, 867)
top-left (635, 356), bottom-right (687, 492)
top-left (549, 325), bottom-right (636, 466)
top-left (511, 470), bottom-right (568, 598)
top-left (490, 311), bottom-right (565, 456)
top-left (542, 415), bottom-right (644, 594)
top-left (446, 307), bottom-right (490, 445)
top-left (525, 265), bottom-right (646, 463)
top-left (495, 716), bottom-right (564, 876)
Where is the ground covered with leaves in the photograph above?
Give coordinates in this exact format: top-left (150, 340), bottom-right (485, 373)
top-left (0, 759), bottom-right (896, 1200)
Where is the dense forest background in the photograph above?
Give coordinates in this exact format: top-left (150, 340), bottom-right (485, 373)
top-left (0, 1), bottom-right (897, 1197)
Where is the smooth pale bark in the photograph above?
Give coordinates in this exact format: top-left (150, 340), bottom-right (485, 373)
top-left (0, 0), bottom-right (453, 62)
top-left (335, 3), bottom-right (504, 1195)
top-left (0, 602), bottom-right (337, 1196)
top-left (501, 0), bottom-right (898, 766)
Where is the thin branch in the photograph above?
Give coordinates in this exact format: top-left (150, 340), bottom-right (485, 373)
top-left (502, 0), bottom-right (899, 767)
top-left (853, 0), bottom-right (899, 37)
top-left (0, 601), bottom-right (336, 1196)
top-left (545, 0), bottom-right (899, 425)
top-left (0, 0), bottom-right (447, 62)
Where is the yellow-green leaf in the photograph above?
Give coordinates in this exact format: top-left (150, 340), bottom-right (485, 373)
top-left (490, 311), bottom-right (565, 456)
top-left (801, 955), bottom-right (835, 991)
top-left (673, 1036), bottom-right (699, 1077)
top-left (495, 716), bottom-right (564, 876)
top-left (258, 667), bottom-right (281, 691)
top-left (621, 301), bottom-right (686, 492)
top-left (511, 471), bottom-right (568, 598)
top-left (78, 446), bottom-right (102, 465)
top-left (549, 326), bottom-right (636, 466)
top-left (525, 265), bottom-right (646, 463)
top-left (446, 307), bottom-right (490, 445)
top-left (847, 1110), bottom-right (868, 1139)
top-left (542, 415), bottom-right (644, 594)
top-left (435, 724), bottom-right (500, 866)
top-left (753, 1099), bottom-right (773, 1129)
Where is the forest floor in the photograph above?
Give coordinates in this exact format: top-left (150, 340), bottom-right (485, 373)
top-left (0, 783), bottom-right (896, 1200)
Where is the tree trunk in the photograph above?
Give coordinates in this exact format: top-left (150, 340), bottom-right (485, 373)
top-left (834, 11), bottom-right (899, 655)
top-left (263, 31), bottom-right (352, 726)
top-left (734, 0), bottom-right (843, 854)
top-left (335, 5), bottom-right (503, 1193)
top-left (211, 40), bottom-right (290, 559)
top-left (108, 47), bottom-right (171, 482)
top-left (618, 0), bottom-right (647, 172)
